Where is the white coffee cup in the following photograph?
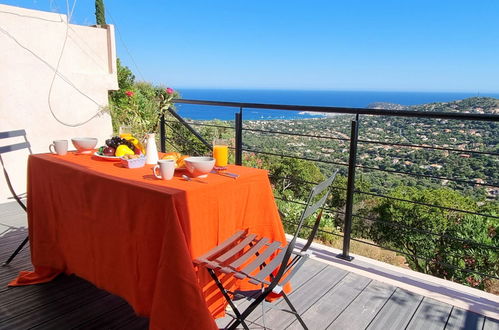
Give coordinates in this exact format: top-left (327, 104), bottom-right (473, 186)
top-left (49, 140), bottom-right (68, 156)
top-left (153, 159), bottom-right (175, 180)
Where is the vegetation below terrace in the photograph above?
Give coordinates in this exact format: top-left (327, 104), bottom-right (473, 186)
top-left (108, 61), bottom-right (498, 293)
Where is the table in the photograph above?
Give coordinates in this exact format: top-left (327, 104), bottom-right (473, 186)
top-left (9, 152), bottom-right (287, 330)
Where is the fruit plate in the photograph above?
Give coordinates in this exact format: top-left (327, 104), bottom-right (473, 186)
top-left (93, 152), bottom-right (120, 161)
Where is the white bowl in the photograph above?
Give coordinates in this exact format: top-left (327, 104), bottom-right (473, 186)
top-left (71, 137), bottom-right (98, 154)
top-left (184, 156), bottom-right (215, 178)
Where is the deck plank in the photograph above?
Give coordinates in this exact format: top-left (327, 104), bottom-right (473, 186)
top-left (287, 272), bottom-right (372, 329)
top-left (75, 303), bottom-right (149, 329)
top-left (0, 279), bottom-right (108, 328)
top-left (366, 287), bottom-right (424, 330)
top-left (29, 294), bottom-right (129, 329)
top-left (406, 297), bottom-right (453, 330)
top-left (251, 264), bottom-right (349, 329)
top-left (216, 258), bottom-right (328, 329)
top-left (445, 307), bottom-right (485, 330)
top-left (327, 280), bottom-right (396, 329)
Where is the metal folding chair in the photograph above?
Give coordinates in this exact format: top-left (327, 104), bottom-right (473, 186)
top-left (0, 129), bottom-right (32, 266)
top-left (194, 170), bottom-right (338, 330)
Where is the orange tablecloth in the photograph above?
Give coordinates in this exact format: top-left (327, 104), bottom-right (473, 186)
top-left (9, 152), bottom-right (286, 330)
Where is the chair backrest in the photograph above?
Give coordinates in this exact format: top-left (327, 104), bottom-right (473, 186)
top-left (270, 170), bottom-right (339, 289)
top-left (0, 129), bottom-right (32, 211)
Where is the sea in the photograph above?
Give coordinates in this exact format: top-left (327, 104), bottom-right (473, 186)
top-left (175, 89), bottom-right (499, 121)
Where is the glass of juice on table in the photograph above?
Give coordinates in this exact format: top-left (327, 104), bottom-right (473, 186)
top-left (213, 139), bottom-right (228, 170)
top-left (119, 125), bottom-right (132, 139)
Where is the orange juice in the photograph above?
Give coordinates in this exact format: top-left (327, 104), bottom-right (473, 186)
top-left (213, 144), bottom-right (228, 167)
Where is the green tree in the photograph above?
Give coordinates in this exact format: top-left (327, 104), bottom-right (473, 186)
top-left (95, 0), bottom-right (106, 25)
top-left (267, 157), bottom-right (325, 200)
top-left (371, 186), bottom-right (498, 289)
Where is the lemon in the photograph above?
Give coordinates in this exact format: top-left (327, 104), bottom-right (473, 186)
top-left (115, 144), bottom-right (134, 157)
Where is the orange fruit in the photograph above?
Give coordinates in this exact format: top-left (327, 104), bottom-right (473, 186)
top-left (162, 152), bottom-right (180, 160)
top-left (176, 155), bottom-right (189, 168)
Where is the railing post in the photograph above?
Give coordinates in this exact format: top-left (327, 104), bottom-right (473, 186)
top-left (337, 116), bottom-right (360, 261)
top-left (159, 112), bottom-right (166, 152)
top-left (235, 108), bottom-right (243, 165)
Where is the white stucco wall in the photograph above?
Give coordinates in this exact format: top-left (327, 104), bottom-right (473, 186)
top-left (0, 4), bottom-right (118, 203)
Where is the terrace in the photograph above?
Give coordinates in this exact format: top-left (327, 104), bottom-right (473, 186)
top-left (1, 203), bottom-right (498, 329)
top-left (1, 100), bottom-right (498, 329)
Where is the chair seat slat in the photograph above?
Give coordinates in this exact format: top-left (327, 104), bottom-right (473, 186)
top-left (194, 229), bottom-right (247, 264)
top-left (0, 142), bottom-right (30, 155)
top-left (229, 237), bottom-right (270, 269)
top-left (215, 233), bottom-right (257, 264)
top-left (238, 241), bottom-right (282, 276)
top-left (0, 129), bottom-right (26, 139)
top-left (248, 249), bottom-right (286, 285)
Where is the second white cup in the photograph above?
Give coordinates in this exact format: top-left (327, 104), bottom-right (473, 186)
top-left (153, 159), bottom-right (175, 180)
top-left (49, 140), bottom-right (68, 156)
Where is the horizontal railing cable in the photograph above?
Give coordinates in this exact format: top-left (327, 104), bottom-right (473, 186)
top-left (274, 196), bottom-right (346, 216)
top-left (245, 146), bottom-right (497, 189)
top-left (242, 148), bottom-right (349, 167)
top-left (357, 164), bottom-right (499, 188)
top-left (350, 213), bottom-right (499, 251)
top-left (356, 190), bottom-right (499, 220)
top-left (277, 195), bottom-right (497, 252)
top-left (281, 218), bottom-right (344, 240)
top-left (242, 120), bottom-right (497, 156)
top-left (277, 194), bottom-right (497, 250)
top-left (243, 127), bottom-right (350, 142)
top-left (251, 146), bottom-right (498, 189)
top-left (268, 174), bottom-right (348, 192)
top-left (358, 139), bottom-right (499, 157)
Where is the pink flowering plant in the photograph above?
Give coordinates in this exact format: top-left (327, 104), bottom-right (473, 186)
top-left (109, 81), bottom-right (179, 137)
top-left (108, 60), bottom-right (181, 136)
top-left (156, 87), bottom-right (177, 113)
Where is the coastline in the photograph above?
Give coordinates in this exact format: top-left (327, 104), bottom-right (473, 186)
top-left (175, 90), bottom-right (499, 121)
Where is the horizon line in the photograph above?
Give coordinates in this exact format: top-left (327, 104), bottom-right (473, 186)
top-left (168, 87), bottom-right (499, 95)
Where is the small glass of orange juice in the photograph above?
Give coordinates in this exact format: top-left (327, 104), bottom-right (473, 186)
top-left (119, 125), bottom-right (132, 139)
top-left (213, 138), bottom-right (229, 170)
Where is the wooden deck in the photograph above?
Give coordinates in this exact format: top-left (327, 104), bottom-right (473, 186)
top-left (1, 201), bottom-right (498, 330)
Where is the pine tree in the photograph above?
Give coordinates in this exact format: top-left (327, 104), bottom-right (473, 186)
top-left (95, 0), bottom-right (106, 25)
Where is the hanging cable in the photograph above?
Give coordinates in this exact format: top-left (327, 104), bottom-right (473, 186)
top-left (0, 3), bottom-right (111, 127)
top-left (45, 0), bottom-right (106, 127)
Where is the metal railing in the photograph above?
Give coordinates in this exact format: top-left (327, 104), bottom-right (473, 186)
top-left (160, 98), bottom-right (499, 287)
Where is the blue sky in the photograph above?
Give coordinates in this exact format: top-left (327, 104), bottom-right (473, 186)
top-left (2, 0), bottom-right (499, 92)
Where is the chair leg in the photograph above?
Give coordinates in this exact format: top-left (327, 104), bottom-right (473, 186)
top-left (282, 292), bottom-right (308, 330)
top-left (207, 269), bottom-right (250, 330)
top-left (3, 236), bottom-right (29, 266)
